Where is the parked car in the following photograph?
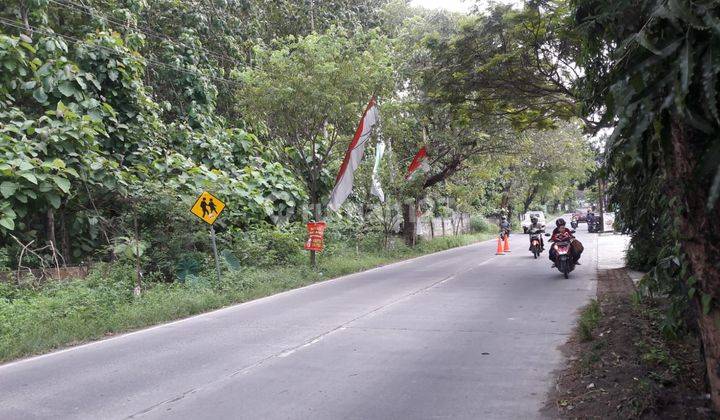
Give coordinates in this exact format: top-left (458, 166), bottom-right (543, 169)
top-left (521, 211), bottom-right (546, 233)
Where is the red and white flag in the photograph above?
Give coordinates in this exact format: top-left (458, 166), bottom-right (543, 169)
top-left (328, 97), bottom-right (379, 211)
top-left (405, 146), bottom-right (431, 180)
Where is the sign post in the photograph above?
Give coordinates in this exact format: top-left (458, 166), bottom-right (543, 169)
top-left (190, 191), bottom-right (226, 282)
top-left (209, 225), bottom-right (221, 283)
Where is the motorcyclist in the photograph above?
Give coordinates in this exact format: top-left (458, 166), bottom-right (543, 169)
top-left (549, 218), bottom-right (582, 266)
top-left (527, 216), bottom-right (544, 250)
top-left (586, 211), bottom-right (595, 225)
top-left (499, 216), bottom-right (510, 237)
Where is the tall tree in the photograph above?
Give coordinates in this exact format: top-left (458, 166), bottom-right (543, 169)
top-left (236, 27), bottom-right (394, 260)
top-left (422, 2), bottom-right (580, 129)
top-left (572, 0), bottom-right (720, 409)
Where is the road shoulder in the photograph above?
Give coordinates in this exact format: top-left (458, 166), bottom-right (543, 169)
top-left (543, 267), bottom-right (714, 418)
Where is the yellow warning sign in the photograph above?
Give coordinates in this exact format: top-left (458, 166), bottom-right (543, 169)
top-left (190, 191), bottom-right (226, 225)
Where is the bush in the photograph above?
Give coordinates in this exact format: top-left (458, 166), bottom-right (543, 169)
top-left (470, 215), bottom-right (493, 233)
top-left (579, 300), bottom-right (602, 342)
top-left (0, 247), bottom-right (10, 271)
top-left (226, 223), bottom-right (304, 268)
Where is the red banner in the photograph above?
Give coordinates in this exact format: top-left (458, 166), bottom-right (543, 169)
top-left (304, 221), bottom-right (327, 252)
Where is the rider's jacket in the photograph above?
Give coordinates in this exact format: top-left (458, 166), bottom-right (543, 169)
top-left (550, 226), bottom-right (575, 242)
top-left (528, 223), bottom-right (543, 233)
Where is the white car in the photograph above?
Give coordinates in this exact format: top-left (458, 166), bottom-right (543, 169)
top-left (521, 211), bottom-right (546, 233)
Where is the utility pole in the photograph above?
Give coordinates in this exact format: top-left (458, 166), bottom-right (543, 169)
top-left (598, 177), bottom-right (605, 231)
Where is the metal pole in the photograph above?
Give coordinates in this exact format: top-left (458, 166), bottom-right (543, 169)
top-left (134, 210), bottom-right (141, 296)
top-left (210, 225), bottom-right (221, 282)
top-left (598, 177), bottom-right (605, 232)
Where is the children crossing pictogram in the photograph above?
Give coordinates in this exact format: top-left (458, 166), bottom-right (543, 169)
top-left (190, 191), bottom-right (226, 225)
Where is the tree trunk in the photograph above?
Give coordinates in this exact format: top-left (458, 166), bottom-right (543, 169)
top-left (669, 119), bottom-right (720, 410)
top-left (523, 185), bottom-right (539, 214)
top-left (20, 2), bottom-right (32, 36)
top-left (597, 177), bottom-right (606, 230)
top-left (402, 202), bottom-right (417, 246)
top-left (134, 211), bottom-right (142, 296)
top-left (59, 205), bottom-right (70, 266)
top-left (46, 208), bottom-right (56, 251)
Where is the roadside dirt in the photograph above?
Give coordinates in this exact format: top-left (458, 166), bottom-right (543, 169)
top-left (544, 268), bottom-right (714, 419)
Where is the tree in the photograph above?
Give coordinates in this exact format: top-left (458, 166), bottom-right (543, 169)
top-left (421, 2), bottom-right (580, 129)
top-left (503, 122), bottom-right (593, 216)
top-left (237, 27), bottom-right (394, 262)
top-left (381, 98), bottom-right (516, 243)
top-left (572, 0), bottom-right (720, 409)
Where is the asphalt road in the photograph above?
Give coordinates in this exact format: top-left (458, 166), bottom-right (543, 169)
top-left (0, 218), bottom-right (600, 419)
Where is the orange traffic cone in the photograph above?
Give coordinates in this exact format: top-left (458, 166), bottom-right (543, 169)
top-left (503, 235), bottom-right (511, 252)
top-left (496, 237), bottom-right (505, 255)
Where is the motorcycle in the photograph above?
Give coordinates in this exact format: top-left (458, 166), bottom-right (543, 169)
top-left (570, 217), bottom-right (578, 229)
top-left (545, 231), bottom-right (578, 278)
top-left (500, 228), bottom-right (510, 240)
top-left (587, 218), bottom-right (601, 233)
top-left (552, 240), bottom-right (576, 278)
top-left (528, 229), bottom-right (544, 259)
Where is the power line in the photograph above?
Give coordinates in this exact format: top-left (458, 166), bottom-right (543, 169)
top-left (46, 0), bottom-right (243, 68)
top-left (0, 17), bottom-right (242, 87)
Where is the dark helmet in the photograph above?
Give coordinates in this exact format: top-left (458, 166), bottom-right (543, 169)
top-left (501, 216), bottom-right (507, 221)
top-left (530, 216), bottom-right (538, 223)
top-left (556, 218), bottom-right (566, 227)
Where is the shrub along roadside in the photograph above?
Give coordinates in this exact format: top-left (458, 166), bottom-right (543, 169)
top-left (0, 232), bottom-right (493, 363)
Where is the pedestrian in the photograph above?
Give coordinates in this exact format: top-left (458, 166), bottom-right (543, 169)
top-left (200, 197), bottom-right (209, 217)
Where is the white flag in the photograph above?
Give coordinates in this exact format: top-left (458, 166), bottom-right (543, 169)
top-left (328, 98), bottom-right (379, 211)
top-left (371, 140), bottom-right (386, 202)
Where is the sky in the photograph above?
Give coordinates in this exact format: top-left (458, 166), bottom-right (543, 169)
top-left (410, 0), bottom-right (523, 13)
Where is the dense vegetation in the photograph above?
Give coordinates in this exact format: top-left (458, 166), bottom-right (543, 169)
top-left (0, 1), bottom-right (599, 362)
top-left (0, 0), bottom-right (592, 275)
top-left (570, 0), bottom-right (720, 409)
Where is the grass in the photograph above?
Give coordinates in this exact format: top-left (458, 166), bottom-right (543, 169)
top-left (578, 299), bottom-right (602, 342)
top-left (0, 232), bottom-right (494, 363)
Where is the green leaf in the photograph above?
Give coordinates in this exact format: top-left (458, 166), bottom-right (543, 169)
top-left (668, 0), bottom-right (704, 28)
top-left (47, 193), bottom-right (61, 209)
top-left (20, 42), bottom-right (36, 54)
top-left (0, 181), bottom-right (18, 198)
top-left (33, 86), bottom-right (48, 103)
top-left (20, 172), bottom-right (38, 184)
top-left (52, 175), bottom-right (71, 193)
top-left (0, 217), bottom-right (15, 231)
top-left (58, 81), bottom-right (76, 97)
top-left (636, 32), bottom-right (661, 55)
top-left (38, 182), bottom-right (52, 193)
top-left (702, 293), bottom-right (713, 315)
top-left (51, 158), bottom-right (66, 169)
top-left (708, 164), bottom-right (720, 210)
